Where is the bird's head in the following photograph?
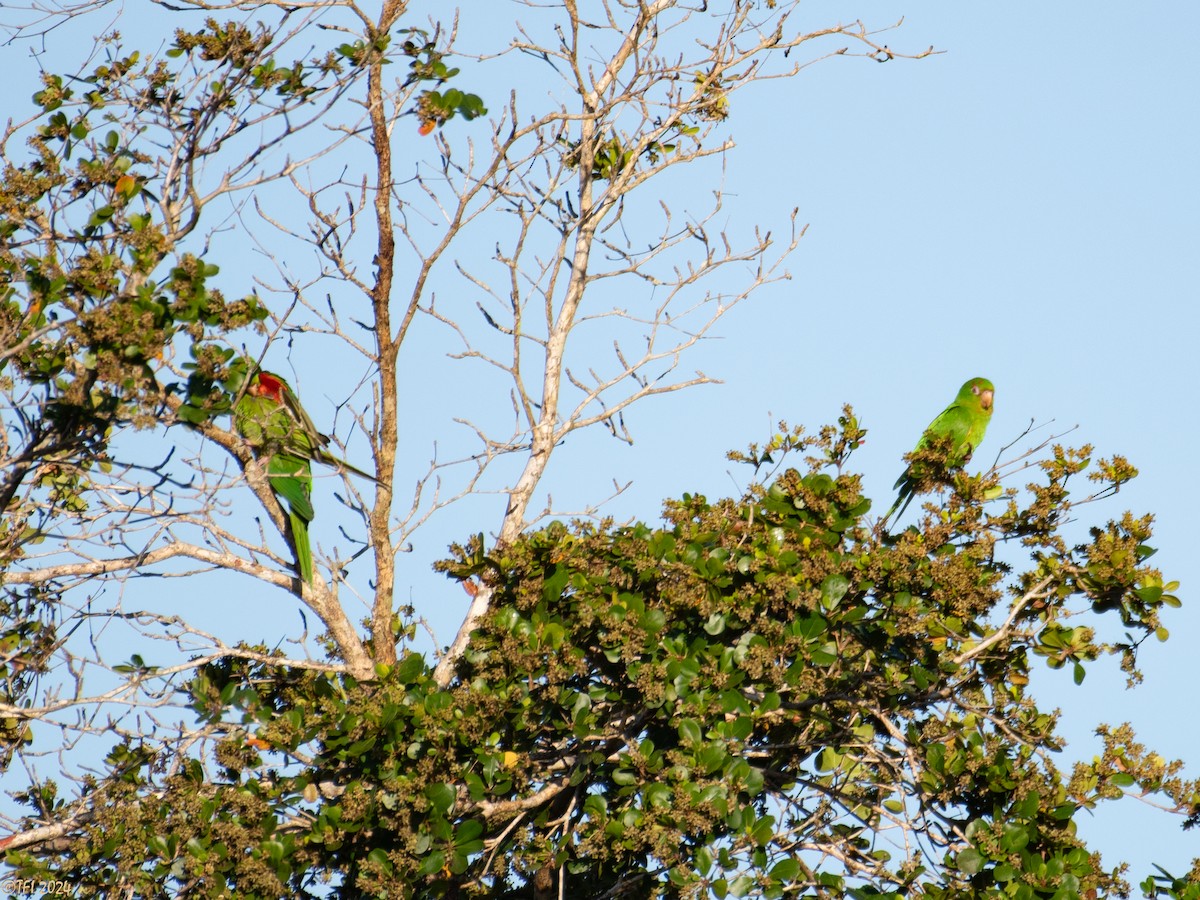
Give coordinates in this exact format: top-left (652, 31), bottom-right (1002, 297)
top-left (250, 371), bottom-right (287, 404)
top-left (961, 377), bottom-right (994, 412)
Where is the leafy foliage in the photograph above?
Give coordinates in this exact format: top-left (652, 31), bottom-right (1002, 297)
top-left (0, 14), bottom-right (487, 445)
top-left (5, 417), bottom-right (1192, 897)
top-left (0, 9), bottom-right (486, 774)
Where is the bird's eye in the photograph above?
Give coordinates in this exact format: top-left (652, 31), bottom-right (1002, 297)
top-left (972, 386), bottom-right (980, 395)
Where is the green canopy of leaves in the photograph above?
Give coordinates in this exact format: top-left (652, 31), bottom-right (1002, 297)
top-left (6, 417), bottom-right (1191, 898)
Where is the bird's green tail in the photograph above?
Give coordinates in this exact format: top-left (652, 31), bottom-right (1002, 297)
top-left (289, 509), bottom-right (313, 584)
top-left (883, 487), bottom-right (914, 530)
top-left (314, 448), bottom-right (378, 483)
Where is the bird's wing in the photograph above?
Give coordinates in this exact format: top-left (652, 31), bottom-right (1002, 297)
top-left (894, 404), bottom-right (974, 492)
top-left (278, 384), bottom-right (330, 453)
top-left (267, 455), bottom-right (315, 522)
top-left (234, 393), bottom-right (278, 448)
top-left (920, 403), bottom-right (973, 455)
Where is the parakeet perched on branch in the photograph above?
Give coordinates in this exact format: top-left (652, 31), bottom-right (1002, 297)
top-left (234, 369), bottom-right (376, 583)
top-left (885, 377), bottom-right (994, 527)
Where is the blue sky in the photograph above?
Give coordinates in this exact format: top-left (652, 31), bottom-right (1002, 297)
top-left (638, 4), bottom-right (1200, 876)
top-left (3, 0), bottom-right (1197, 885)
top-left (640, 4), bottom-right (1200, 875)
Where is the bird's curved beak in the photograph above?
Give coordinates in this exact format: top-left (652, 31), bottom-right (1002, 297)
top-left (981, 389), bottom-right (994, 410)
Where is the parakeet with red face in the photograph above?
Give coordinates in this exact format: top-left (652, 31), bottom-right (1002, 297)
top-left (885, 377), bottom-right (994, 526)
top-left (234, 369), bottom-right (375, 582)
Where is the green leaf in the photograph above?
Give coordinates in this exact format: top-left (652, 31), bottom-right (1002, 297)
top-left (810, 642), bottom-right (838, 667)
top-left (956, 847), bottom-right (985, 875)
top-left (395, 652), bottom-right (426, 684)
top-left (425, 782), bottom-right (456, 815)
top-left (366, 847), bottom-right (393, 874)
top-left (769, 858), bottom-right (801, 882)
top-left (611, 767), bottom-right (637, 786)
top-left (817, 747), bottom-right (842, 772)
top-left (728, 874), bottom-right (754, 897)
top-left (542, 564), bottom-right (569, 603)
top-left (677, 718), bottom-right (702, 745)
top-left (417, 849), bottom-right (446, 877)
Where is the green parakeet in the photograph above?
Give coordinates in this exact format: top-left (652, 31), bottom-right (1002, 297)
top-left (234, 369), bottom-right (376, 583)
top-left (885, 377), bottom-right (994, 526)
